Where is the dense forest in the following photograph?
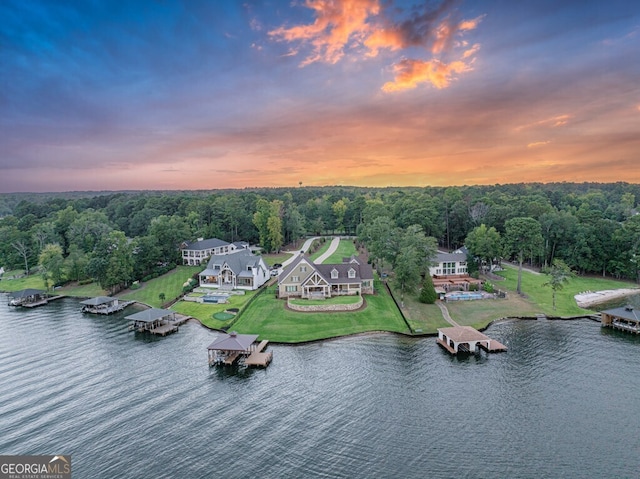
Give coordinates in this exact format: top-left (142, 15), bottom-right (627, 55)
top-left (1, 183), bottom-right (639, 292)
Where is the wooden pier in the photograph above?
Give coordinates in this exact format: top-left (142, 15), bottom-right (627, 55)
top-left (8, 289), bottom-right (64, 308)
top-left (244, 340), bottom-right (273, 367)
top-left (437, 326), bottom-right (507, 355)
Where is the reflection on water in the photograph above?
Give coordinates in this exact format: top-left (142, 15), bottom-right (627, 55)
top-left (0, 294), bottom-right (639, 478)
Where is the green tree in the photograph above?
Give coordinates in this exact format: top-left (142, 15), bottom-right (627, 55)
top-left (332, 199), bottom-right (348, 234)
top-left (503, 217), bottom-right (544, 294)
top-left (65, 244), bottom-right (89, 282)
top-left (542, 259), bottom-right (574, 310)
top-left (419, 274), bottom-right (437, 304)
top-left (394, 247), bottom-right (421, 307)
top-left (465, 224), bottom-right (501, 273)
top-left (39, 243), bottom-right (65, 289)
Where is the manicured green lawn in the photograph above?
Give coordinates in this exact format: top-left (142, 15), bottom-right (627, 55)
top-left (308, 239), bottom-right (332, 262)
top-left (445, 294), bottom-right (541, 329)
top-left (262, 252), bottom-right (294, 267)
top-left (289, 295), bottom-right (360, 306)
top-left (388, 281), bottom-right (449, 333)
top-left (495, 264), bottom-right (637, 317)
top-left (58, 282), bottom-right (107, 298)
top-left (0, 274), bottom-right (47, 292)
top-left (232, 281), bottom-right (409, 343)
top-left (321, 239), bottom-right (357, 264)
top-left (170, 290), bottom-right (257, 329)
top-left (119, 266), bottom-right (202, 307)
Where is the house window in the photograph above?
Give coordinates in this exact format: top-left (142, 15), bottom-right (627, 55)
top-left (292, 276), bottom-right (299, 282)
top-left (442, 262), bottom-right (456, 275)
top-left (348, 268), bottom-right (356, 279)
top-left (300, 266), bottom-right (307, 272)
top-left (247, 266), bottom-right (252, 271)
top-left (331, 269), bottom-right (338, 279)
top-left (286, 285), bottom-right (298, 292)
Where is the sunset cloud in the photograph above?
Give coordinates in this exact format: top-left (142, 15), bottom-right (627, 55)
top-left (381, 58), bottom-right (470, 92)
top-left (527, 140), bottom-right (551, 149)
top-left (515, 114), bottom-right (571, 131)
top-left (270, 0), bottom-right (482, 90)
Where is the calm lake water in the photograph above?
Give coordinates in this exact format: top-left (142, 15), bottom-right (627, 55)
top-left (1, 293), bottom-right (639, 479)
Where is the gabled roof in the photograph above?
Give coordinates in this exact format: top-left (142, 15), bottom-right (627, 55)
top-left (435, 251), bottom-right (467, 263)
top-left (183, 238), bottom-right (229, 251)
top-left (231, 241), bottom-right (249, 249)
top-left (9, 289), bottom-right (45, 298)
top-left (280, 255), bottom-right (373, 285)
top-left (207, 332), bottom-right (259, 351)
top-left (601, 305), bottom-right (640, 322)
top-left (125, 308), bottom-right (174, 323)
top-left (80, 296), bottom-right (117, 306)
top-left (203, 249), bottom-right (265, 276)
top-left (278, 255), bottom-right (317, 283)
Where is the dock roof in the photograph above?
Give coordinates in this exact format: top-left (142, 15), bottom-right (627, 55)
top-left (80, 296), bottom-right (117, 306)
top-left (601, 305), bottom-right (640, 322)
top-left (9, 289), bottom-right (45, 298)
top-left (207, 332), bottom-right (258, 351)
top-left (125, 308), bottom-right (174, 323)
top-left (438, 326), bottom-right (490, 342)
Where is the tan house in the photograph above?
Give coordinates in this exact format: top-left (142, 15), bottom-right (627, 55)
top-left (181, 238), bottom-right (248, 265)
top-left (278, 255), bottom-right (374, 299)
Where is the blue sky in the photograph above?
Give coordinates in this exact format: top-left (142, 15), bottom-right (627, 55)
top-left (1, 0), bottom-right (639, 192)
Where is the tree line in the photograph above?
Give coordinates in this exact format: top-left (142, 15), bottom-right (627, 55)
top-left (0, 182), bottom-right (638, 293)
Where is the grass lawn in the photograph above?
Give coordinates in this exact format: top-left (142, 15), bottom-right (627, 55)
top-left (232, 281), bottom-right (409, 343)
top-left (494, 264), bottom-right (638, 317)
top-left (58, 282), bottom-right (107, 298)
top-left (289, 295), bottom-right (361, 306)
top-left (171, 290), bottom-right (256, 329)
top-left (445, 294), bottom-right (541, 329)
top-left (321, 239), bottom-right (357, 264)
top-left (388, 281), bottom-right (449, 333)
top-left (119, 266), bottom-right (202, 307)
top-left (0, 274), bottom-right (47, 292)
top-left (262, 252), bottom-right (294, 267)
top-left (308, 239), bottom-right (333, 262)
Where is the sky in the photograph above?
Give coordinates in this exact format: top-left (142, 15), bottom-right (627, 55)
top-left (1, 0), bottom-right (639, 193)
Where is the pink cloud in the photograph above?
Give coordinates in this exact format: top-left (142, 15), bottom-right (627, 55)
top-left (381, 58), bottom-right (471, 91)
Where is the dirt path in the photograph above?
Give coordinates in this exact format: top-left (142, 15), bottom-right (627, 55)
top-left (436, 302), bottom-right (459, 327)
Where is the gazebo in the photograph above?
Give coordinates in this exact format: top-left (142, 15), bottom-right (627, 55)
top-left (207, 332), bottom-right (259, 366)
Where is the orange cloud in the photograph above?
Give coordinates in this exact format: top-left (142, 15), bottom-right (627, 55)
top-left (527, 140), bottom-right (551, 148)
top-left (270, 0), bottom-right (484, 91)
top-left (515, 114), bottom-right (571, 131)
top-left (269, 0), bottom-right (380, 66)
top-left (382, 58), bottom-right (470, 91)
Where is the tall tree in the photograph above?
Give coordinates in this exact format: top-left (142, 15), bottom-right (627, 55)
top-left (39, 243), bottom-right (65, 290)
top-left (503, 217), bottom-right (543, 294)
top-left (542, 259), bottom-right (574, 311)
top-left (465, 224), bottom-right (501, 273)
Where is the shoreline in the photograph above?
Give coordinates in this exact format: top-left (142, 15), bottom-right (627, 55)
top-left (574, 288), bottom-right (639, 308)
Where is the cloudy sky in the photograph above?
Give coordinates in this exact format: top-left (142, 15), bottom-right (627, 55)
top-left (1, 0), bottom-right (639, 193)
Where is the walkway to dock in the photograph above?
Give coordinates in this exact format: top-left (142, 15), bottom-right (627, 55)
top-left (245, 340), bottom-right (272, 367)
top-left (437, 302), bottom-right (459, 326)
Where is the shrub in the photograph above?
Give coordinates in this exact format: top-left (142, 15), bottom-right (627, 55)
top-left (418, 276), bottom-right (437, 304)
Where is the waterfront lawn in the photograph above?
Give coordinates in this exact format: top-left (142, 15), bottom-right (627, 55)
top-left (495, 264), bottom-right (637, 316)
top-left (0, 274), bottom-right (46, 292)
top-left (288, 295), bottom-right (360, 306)
top-left (388, 281), bottom-right (449, 333)
top-left (233, 282), bottom-right (409, 343)
top-left (119, 266), bottom-right (202, 307)
top-left (171, 291), bottom-right (256, 329)
top-left (445, 294), bottom-right (541, 329)
top-left (58, 282), bottom-right (106, 298)
top-left (321, 239), bottom-right (357, 264)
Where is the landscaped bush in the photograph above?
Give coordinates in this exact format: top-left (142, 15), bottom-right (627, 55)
top-left (484, 282), bottom-right (495, 293)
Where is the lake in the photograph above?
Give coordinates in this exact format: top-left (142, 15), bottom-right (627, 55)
top-left (1, 294), bottom-right (639, 478)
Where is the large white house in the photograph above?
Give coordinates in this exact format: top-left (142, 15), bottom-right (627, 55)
top-left (182, 238), bottom-right (248, 265)
top-left (198, 249), bottom-right (269, 291)
top-left (429, 248), bottom-right (468, 277)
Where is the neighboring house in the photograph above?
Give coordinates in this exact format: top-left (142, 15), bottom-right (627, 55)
top-left (278, 255), bottom-right (374, 299)
top-left (199, 249), bottom-right (269, 291)
top-left (181, 238), bottom-right (248, 265)
top-left (429, 248), bottom-right (468, 277)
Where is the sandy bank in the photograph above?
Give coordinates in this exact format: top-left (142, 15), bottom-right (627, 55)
top-left (574, 288), bottom-right (639, 308)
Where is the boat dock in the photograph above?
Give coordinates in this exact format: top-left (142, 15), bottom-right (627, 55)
top-left (81, 296), bottom-right (133, 315)
top-left (126, 308), bottom-right (188, 336)
top-left (8, 289), bottom-right (65, 308)
top-left (207, 333), bottom-right (272, 367)
top-left (600, 305), bottom-right (640, 334)
top-left (437, 326), bottom-right (507, 355)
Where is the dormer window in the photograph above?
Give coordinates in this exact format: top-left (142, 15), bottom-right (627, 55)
top-left (348, 268), bottom-right (356, 279)
top-left (331, 269), bottom-right (339, 279)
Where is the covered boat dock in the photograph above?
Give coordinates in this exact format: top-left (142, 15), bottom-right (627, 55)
top-left (126, 308), bottom-right (182, 336)
top-left (437, 326), bottom-right (507, 355)
top-left (81, 296), bottom-right (132, 314)
top-left (601, 305), bottom-right (640, 334)
top-left (8, 289), bottom-right (62, 308)
top-left (207, 332), bottom-right (272, 367)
